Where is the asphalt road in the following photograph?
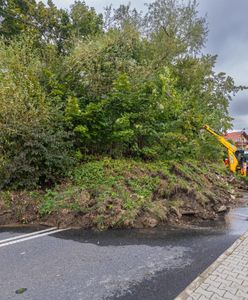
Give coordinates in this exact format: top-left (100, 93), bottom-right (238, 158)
top-left (1, 207), bottom-right (248, 300)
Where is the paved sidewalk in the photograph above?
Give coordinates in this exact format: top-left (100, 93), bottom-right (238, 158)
top-left (176, 231), bottom-right (248, 300)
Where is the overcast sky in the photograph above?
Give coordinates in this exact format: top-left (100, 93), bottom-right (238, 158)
top-left (45, 0), bottom-right (248, 130)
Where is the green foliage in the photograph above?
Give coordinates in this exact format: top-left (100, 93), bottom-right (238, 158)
top-left (0, 191), bottom-right (12, 207)
top-left (24, 158), bottom-right (236, 229)
top-left (145, 0), bottom-right (208, 55)
top-left (0, 0), bottom-right (102, 53)
top-left (39, 190), bottom-right (58, 215)
top-left (0, 0), bottom-right (245, 190)
top-left (0, 123), bottom-right (74, 189)
top-left (0, 37), bottom-right (73, 189)
top-left (103, 3), bottom-right (143, 30)
top-left (64, 61), bottom-right (219, 159)
top-left (62, 1), bottom-right (243, 160)
top-left (70, 1), bottom-right (103, 38)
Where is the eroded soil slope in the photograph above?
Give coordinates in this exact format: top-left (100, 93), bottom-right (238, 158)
top-left (0, 159), bottom-right (247, 229)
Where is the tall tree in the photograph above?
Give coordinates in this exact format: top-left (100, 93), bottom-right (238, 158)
top-left (0, 0), bottom-right (103, 53)
top-left (145, 0), bottom-right (208, 54)
top-left (70, 1), bottom-right (103, 38)
top-left (103, 0), bottom-right (208, 67)
top-left (0, 0), bottom-right (36, 37)
top-left (103, 3), bottom-right (143, 31)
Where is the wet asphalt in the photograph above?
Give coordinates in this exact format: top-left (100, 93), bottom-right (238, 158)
top-left (1, 206), bottom-right (248, 300)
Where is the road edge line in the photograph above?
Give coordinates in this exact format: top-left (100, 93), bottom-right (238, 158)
top-left (0, 227), bottom-right (57, 244)
top-left (0, 228), bottom-right (68, 248)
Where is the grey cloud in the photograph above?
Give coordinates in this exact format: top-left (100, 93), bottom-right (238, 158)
top-left (232, 115), bottom-right (248, 130)
top-left (199, 1), bottom-right (248, 81)
top-left (230, 92), bottom-right (248, 116)
top-left (199, 0), bottom-right (248, 129)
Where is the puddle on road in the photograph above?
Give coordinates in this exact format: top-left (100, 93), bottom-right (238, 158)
top-left (47, 202), bottom-right (248, 248)
top-left (224, 206), bottom-right (248, 235)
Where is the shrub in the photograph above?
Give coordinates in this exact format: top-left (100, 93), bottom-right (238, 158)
top-left (0, 38), bottom-right (74, 189)
top-left (0, 122), bottom-right (74, 190)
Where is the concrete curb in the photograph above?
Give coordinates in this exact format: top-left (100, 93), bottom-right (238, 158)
top-left (175, 230), bottom-right (248, 300)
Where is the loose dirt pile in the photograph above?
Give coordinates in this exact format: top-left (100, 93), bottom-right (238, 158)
top-left (0, 159), bottom-right (247, 229)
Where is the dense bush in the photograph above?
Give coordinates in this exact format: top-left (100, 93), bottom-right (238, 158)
top-left (0, 38), bottom-right (73, 189)
top-left (0, 123), bottom-right (73, 189)
top-left (0, 0), bottom-right (244, 189)
top-left (65, 67), bottom-right (203, 159)
top-left (63, 24), bottom-right (240, 159)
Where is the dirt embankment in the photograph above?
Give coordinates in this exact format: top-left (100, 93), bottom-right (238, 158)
top-left (0, 159), bottom-right (247, 229)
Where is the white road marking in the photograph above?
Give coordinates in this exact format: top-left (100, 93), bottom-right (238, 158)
top-left (0, 228), bottom-right (68, 248)
top-left (0, 227), bottom-right (57, 244)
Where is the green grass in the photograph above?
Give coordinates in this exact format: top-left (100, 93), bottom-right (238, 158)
top-left (1, 158), bottom-right (242, 229)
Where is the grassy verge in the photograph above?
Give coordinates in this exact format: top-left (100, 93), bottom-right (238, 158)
top-left (0, 159), bottom-right (245, 229)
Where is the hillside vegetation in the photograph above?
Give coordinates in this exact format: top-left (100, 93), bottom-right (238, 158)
top-left (0, 0), bottom-right (246, 227)
top-left (0, 159), bottom-right (245, 229)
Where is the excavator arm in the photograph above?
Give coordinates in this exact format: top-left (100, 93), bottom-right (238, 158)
top-left (204, 125), bottom-right (239, 173)
top-left (204, 125), bottom-right (237, 152)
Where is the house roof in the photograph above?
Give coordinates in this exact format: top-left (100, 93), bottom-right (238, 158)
top-left (224, 131), bottom-right (248, 142)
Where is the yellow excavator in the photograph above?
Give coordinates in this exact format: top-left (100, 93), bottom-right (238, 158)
top-left (204, 125), bottom-right (247, 176)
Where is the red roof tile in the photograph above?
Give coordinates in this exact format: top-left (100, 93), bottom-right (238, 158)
top-left (223, 131), bottom-right (248, 142)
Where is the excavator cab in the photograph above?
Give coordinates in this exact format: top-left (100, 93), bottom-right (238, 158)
top-left (235, 150), bottom-right (248, 175)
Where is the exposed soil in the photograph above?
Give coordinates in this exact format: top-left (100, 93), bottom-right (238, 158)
top-left (0, 161), bottom-right (247, 230)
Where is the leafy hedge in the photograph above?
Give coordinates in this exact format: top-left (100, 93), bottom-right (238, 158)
top-left (0, 0), bottom-right (244, 189)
